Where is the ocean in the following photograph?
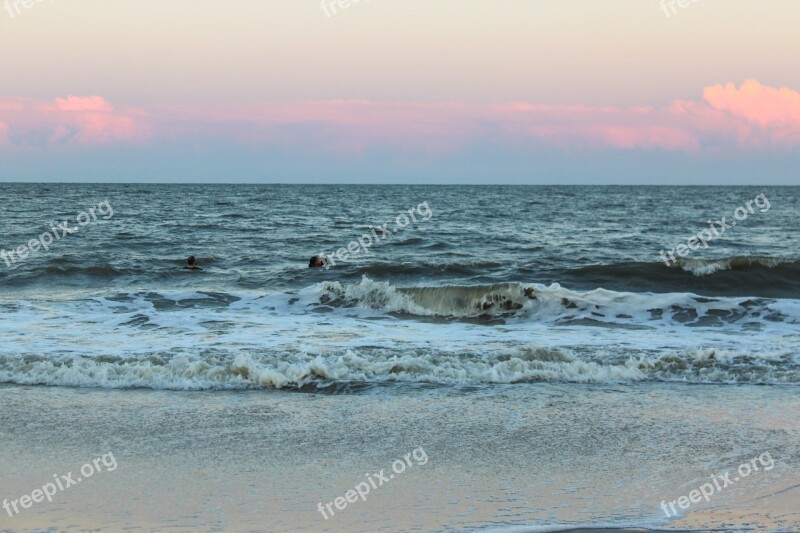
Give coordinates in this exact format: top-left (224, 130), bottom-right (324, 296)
top-left (1, 184), bottom-right (798, 532)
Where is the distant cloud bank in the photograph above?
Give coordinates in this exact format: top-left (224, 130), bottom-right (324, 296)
top-left (1, 80), bottom-right (798, 156)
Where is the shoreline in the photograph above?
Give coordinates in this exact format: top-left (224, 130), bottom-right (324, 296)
top-left (1, 383), bottom-right (797, 532)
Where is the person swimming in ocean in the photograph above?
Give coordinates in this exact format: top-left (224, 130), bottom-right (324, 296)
top-left (185, 256), bottom-right (202, 270)
top-left (308, 256), bottom-right (326, 268)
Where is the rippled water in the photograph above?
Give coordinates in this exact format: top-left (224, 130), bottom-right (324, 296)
top-left (0, 184), bottom-right (798, 390)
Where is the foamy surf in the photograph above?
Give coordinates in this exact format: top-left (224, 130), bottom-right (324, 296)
top-left (0, 277), bottom-right (798, 391)
top-left (0, 344), bottom-right (797, 391)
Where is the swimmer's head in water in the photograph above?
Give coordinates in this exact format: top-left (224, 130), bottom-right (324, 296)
top-left (187, 256), bottom-right (198, 267)
top-left (309, 256), bottom-right (326, 268)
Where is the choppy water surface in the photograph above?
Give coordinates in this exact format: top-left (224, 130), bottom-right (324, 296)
top-left (0, 184), bottom-right (798, 390)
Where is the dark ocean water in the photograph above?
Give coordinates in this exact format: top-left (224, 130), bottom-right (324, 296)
top-left (0, 184), bottom-right (798, 389)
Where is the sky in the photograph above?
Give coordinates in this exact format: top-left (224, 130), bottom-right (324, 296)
top-left (1, 0), bottom-right (799, 184)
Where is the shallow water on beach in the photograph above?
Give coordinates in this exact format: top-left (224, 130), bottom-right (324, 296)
top-left (1, 383), bottom-right (798, 532)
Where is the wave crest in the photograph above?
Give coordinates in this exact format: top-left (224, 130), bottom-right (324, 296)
top-left (674, 256), bottom-right (795, 277)
top-left (1, 345), bottom-right (795, 390)
top-left (310, 276), bottom-right (797, 326)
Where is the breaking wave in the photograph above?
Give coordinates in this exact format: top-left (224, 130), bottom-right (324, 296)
top-left (314, 276), bottom-right (799, 326)
top-left (0, 277), bottom-right (797, 391)
top-left (0, 346), bottom-right (796, 391)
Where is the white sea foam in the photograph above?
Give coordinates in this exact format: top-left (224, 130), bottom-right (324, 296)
top-left (676, 256), bottom-right (792, 276)
top-left (0, 279), bottom-right (798, 390)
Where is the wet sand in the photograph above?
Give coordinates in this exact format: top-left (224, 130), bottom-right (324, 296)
top-left (1, 383), bottom-right (798, 532)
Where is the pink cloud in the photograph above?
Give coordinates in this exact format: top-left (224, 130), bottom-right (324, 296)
top-left (153, 100), bottom-right (478, 155)
top-left (491, 103), bottom-right (703, 152)
top-left (52, 95), bottom-right (114, 113)
top-left (0, 102), bottom-right (24, 112)
top-left (529, 124), bottom-right (700, 151)
top-left (0, 95), bottom-right (149, 148)
top-left (704, 79), bottom-right (800, 127)
top-left (702, 79), bottom-right (800, 147)
top-left (1, 81), bottom-right (798, 155)
top-left (489, 82), bottom-right (800, 152)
